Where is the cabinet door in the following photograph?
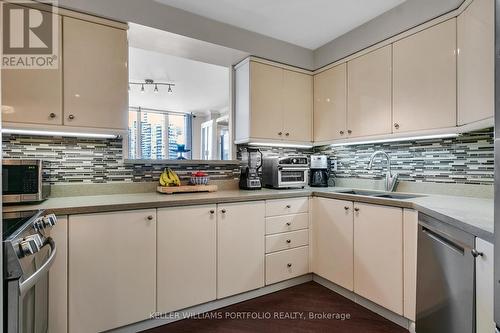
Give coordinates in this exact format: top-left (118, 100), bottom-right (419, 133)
top-left (217, 201), bottom-right (265, 298)
top-left (476, 238), bottom-right (494, 333)
top-left (354, 203), bottom-right (403, 315)
top-left (2, 10), bottom-right (62, 125)
top-left (283, 69), bottom-right (312, 142)
top-left (393, 19), bottom-right (457, 132)
top-left (313, 64), bottom-right (347, 142)
top-left (63, 17), bottom-right (128, 129)
top-left (347, 45), bottom-right (392, 138)
top-left (250, 62), bottom-right (284, 140)
top-left (68, 210), bottom-right (156, 333)
top-left (157, 205), bottom-right (216, 313)
top-left (457, 0), bottom-right (494, 125)
top-left (48, 216), bottom-right (67, 333)
top-left (312, 198), bottom-right (354, 291)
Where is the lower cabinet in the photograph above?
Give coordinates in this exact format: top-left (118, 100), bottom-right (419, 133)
top-left (157, 205), bottom-right (217, 313)
top-left (353, 203), bottom-right (403, 315)
top-left (68, 210), bottom-right (156, 333)
top-left (312, 197), bottom-right (354, 291)
top-left (217, 201), bottom-right (265, 298)
top-left (475, 238), bottom-right (494, 333)
top-left (266, 246), bottom-right (309, 285)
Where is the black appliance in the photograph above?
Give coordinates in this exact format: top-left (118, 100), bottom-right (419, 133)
top-left (3, 209), bottom-right (58, 333)
top-left (309, 155), bottom-right (330, 187)
top-left (239, 148), bottom-right (262, 190)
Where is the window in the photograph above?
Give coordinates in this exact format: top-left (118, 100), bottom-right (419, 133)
top-left (128, 107), bottom-right (192, 160)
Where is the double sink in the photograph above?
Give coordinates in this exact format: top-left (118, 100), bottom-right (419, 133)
top-left (335, 189), bottom-right (423, 200)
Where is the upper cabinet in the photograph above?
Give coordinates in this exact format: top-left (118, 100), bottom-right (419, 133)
top-left (457, 0), bottom-right (494, 125)
top-left (313, 63), bottom-right (347, 143)
top-left (2, 8), bottom-right (63, 125)
top-left (235, 60), bottom-right (313, 144)
top-left (1, 9), bottom-right (128, 132)
top-left (347, 45), bottom-right (392, 138)
top-left (393, 19), bottom-right (457, 133)
top-left (63, 17), bottom-right (128, 130)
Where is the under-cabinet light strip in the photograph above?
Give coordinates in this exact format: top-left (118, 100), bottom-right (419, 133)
top-left (248, 142), bottom-right (313, 149)
top-left (329, 133), bottom-right (459, 147)
top-left (2, 128), bottom-right (119, 139)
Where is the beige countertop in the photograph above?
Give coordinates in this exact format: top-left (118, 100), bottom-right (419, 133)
top-left (4, 187), bottom-right (494, 242)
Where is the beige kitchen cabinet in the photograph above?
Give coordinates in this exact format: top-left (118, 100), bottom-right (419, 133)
top-left (353, 203), bottom-right (403, 315)
top-left (475, 238), bottom-right (494, 333)
top-left (457, 0), bottom-right (494, 125)
top-left (313, 63), bottom-right (347, 142)
top-left (63, 16), bottom-right (128, 130)
top-left (48, 216), bottom-right (67, 333)
top-left (234, 59), bottom-right (313, 144)
top-left (403, 209), bottom-right (418, 321)
top-left (68, 209), bottom-right (156, 333)
top-left (393, 19), bottom-right (457, 133)
top-left (347, 45), bottom-right (392, 138)
top-left (312, 197), bottom-right (354, 291)
top-left (1, 10), bottom-right (62, 126)
top-left (217, 201), bottom-right (265, 298)
top-left (283, 69), bottom-right (313, 141)
top-left (157, 205), bottom-right (217, 313)
top-left (265, 246), bottom-right (309, 285)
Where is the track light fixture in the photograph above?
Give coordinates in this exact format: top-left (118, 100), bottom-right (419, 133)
top-left (129, 79), bottom-right (175, 94)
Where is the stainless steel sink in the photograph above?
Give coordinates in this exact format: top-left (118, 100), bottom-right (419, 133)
top-left (373, 193), bottom-right (423, 200)
top-left (336, 190), bottom-right (385, 196)
top-left (335, 190), bottom-right (423, 200)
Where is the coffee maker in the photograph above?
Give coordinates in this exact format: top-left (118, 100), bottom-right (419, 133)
top-left (309, 155), bottom-right (330, 187)
top-left (239, 148), bottom-right (263, 190)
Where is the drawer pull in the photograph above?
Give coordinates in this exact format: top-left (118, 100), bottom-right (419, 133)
top-left (286, 222), bottom-right (291, 226)
top-left (286, 239), bottom-right (291, 244)
top-left (354, 207), bottom-right (360, 212)
top-left (287, 263), bottom-right (292, 268)
top-left (344, 206), bottom-right (349, 210)
top-left (209, 210), bottom-right (215, 214)
top-left (286, 205), bottom-right (291, 209)
top-left (221, 209), bottom-right (227, 214)
top-left (147, 215), bottom-right (154, 221)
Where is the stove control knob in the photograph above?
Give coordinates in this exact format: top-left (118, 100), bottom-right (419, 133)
top-left (33, 218), bottom-right (45, 232)
top-left (19, 235), bottom-right (43, 256)
top-left (43, 214), bottom-right (57, 228)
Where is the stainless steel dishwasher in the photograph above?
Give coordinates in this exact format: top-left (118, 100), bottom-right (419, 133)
top-left (416, 213), bottom-right (477, 333)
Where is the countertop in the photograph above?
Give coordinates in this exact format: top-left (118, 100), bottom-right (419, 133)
top-left (4, 187), bottom-right (494, 243)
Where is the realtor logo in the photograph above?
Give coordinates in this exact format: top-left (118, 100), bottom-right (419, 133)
top-left (1, 1), bottom-right (59, 69)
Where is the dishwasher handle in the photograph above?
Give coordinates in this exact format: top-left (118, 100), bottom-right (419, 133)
top-left (421, 227), bottom-right (466, 255)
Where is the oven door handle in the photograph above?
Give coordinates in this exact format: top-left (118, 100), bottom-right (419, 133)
top-left (279, 167), bottom-right (308, 171)
top-left (19, 237), bottom-right (56, 295)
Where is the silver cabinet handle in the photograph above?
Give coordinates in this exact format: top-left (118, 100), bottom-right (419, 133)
top-left (394, 123), bottom-right (400, 129)
top-left (68, 114), bottom-right (75, 120)
top-left (221, 209), bottom-right (227, 214)
top-left (471, 249), bottom-right (484, 258)
top-left (286, 205), bottom-right (291, 209)
top-left (287, 263), bottom-right (292, 268)
top-left (286, 222), bottom-right (291, 226)
top-left (209, 209), bottom-right (215, 214)
top-left (285, 133), bottom-right (290, 136)
top-left (340, 131), bottom-right (344, 135)
top-left (344, 206), bottom-right (349, 210)
top-left (278, 132), bottom-right (283, 136)
top-left (49, 113), bottom-right (56, 119)
top-left (347, 130), bottom-right (352, 134)
top-left (147, 215), bottom-right (154, 221)
top-left (354, 207), bottom-right (360, 212)
top-left (286, 239), bottom-right (291, 244)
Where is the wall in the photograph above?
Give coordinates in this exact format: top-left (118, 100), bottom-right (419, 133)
top-left (2, 135), bottom-right (239, 184)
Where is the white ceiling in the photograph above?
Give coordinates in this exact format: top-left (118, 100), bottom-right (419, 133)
top-left (129, 47), bottom-right (229, 114)
top-left (154, 0), bottom-right (406, 50)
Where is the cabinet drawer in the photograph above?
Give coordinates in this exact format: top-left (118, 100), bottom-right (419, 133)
top-left (266, 230), bottom-right (309, 254)
top-left (266, 197), bottom-right (309, 217)
top-left (266, 213), bottom-right (309, 235)
top-left (265, 246), bottom-right (309, 285)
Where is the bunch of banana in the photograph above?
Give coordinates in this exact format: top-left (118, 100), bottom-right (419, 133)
top-left (159, 168), bottom-right (181, 187)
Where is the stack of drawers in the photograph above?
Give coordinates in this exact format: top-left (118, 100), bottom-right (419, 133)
top-left (265, 197), bottom-right (310, 285)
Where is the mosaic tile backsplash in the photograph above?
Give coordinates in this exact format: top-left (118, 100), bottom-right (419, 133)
top-left (2, 135), bottom-right (240, 184)
top-left (2, 128), bottom-right (494, 185)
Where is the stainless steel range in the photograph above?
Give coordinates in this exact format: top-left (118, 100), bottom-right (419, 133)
top-left (3, 210), bottom-right (58, 333)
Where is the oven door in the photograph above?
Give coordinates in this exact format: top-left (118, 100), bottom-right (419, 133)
top-left (6, 238), bottom-right (57, 333)
top-left (278, 167), bottom-right (308, 187)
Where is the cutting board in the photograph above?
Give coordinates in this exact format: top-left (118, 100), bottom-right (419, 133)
top-left (157, 184), bottom-right (218, 194)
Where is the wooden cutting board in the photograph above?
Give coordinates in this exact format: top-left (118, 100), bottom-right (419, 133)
top-left (157, 184), bottom-right (218, 194)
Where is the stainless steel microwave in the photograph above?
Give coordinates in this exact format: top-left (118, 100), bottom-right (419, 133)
top-left (2, 159), bottom-right (51, 203)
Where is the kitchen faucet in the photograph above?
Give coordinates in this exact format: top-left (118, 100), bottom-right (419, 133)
top-left (367, 151), bottom-right (399, 192)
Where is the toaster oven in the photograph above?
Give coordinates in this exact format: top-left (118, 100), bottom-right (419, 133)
top-left (262, 156), bottom-right (309, 189)
top-left (2, 159), bottom-right (51, 204)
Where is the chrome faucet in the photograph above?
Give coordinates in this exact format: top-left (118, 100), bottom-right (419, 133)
top-left (367, 151), bottom-right (399, 192)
